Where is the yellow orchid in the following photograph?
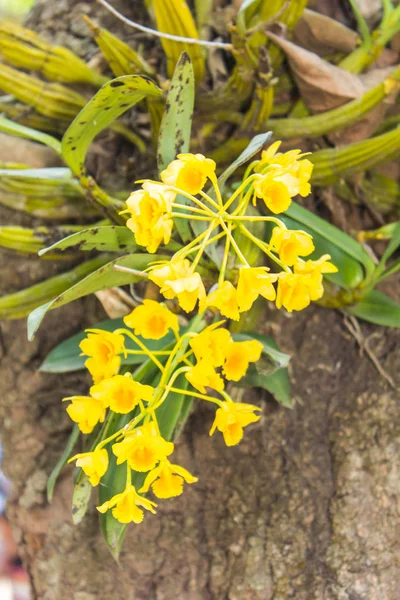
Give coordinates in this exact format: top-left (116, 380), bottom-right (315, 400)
top-left (276, 272), bottom-right (313, 312)
top-left (140, 460), bottom-right (198, 499)
top-left (269, 227), bottom-right (315, 266)
top-left (189, 325), bottom-right (230, 368)
top-left (185, 359), bottom-right (224, 394)
top-left (90, 375), bottom-right (154, 415)
top-left (123, 299), bottom-right (179, 340)
top-left (65, 395), bottom-right (106, 434)
top-left (202, 281), bottom-right (240, 321)
top-left (97, 484), bottom-right (157, 524)
top-left (253, 173), bottom-right (294, 214)
top-left (124, 182), bottom-right (174, 253)
top-left (149, 258), bottom-right (205, 312)
top-left (222, 340), bottom-right (263, 382)
top-left (161, 153), bottom-right (216, 195)
top-left (68, 448), bottom-right (109, 487)
top-left (210, 400), bottom-right (261, 446)
top-left (79, 329), bottom-right (125, 383)
top-left (294, 254), bottom-right (338, 300)
top-left (237, 266), bottom-right (278, 312)
top-left (112, 422), bottom-right (174, 472)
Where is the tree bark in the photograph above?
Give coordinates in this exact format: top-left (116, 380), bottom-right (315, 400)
top-left (0, 1), bottom-right (399, 599)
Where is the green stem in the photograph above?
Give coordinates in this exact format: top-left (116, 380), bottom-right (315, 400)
top-left (169, 386), bottom-right (223, 406)
top-left (239, 224), bottom-right (291, 272)
top-left (171, 213), bottom-right (212, 221)
top-left (219, 219), bottom-right (249, 266)
top-left (114, 328), bottom-right (165, 372)
top-left (219, 223), bottom-right (232, 285)
top-left (191, 220), bottom-right (219, 270)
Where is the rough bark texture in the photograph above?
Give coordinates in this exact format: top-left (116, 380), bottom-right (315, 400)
top-left (0, 1), bottom-right (400, 599)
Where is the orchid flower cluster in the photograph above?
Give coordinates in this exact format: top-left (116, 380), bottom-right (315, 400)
top-left (65, 141), bottom-right (337, 526)
top-left (67, 305), bottom-right (263, 524)
top-left (123, 141), bottom-right (337, 315)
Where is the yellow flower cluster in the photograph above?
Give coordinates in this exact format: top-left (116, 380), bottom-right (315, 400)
top-left (122, 142), bottom-right (337, 316)
top-left (62, 142), bottom-right (339, 529)
top-left (67, 302), bottom-right (261, 525)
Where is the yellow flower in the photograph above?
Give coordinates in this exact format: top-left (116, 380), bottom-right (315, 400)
top-left (124, 182), bottom-right (174, 253)
top-left (112, 422), bottom-right (174, 472)
top-left (294, 254), bottom-right (338, 297)
top-left (65, 395), bottom-right (106, 434)
top-left (294, 158), bottom-right (313, 197)
top-left (123, 299), bottom-right (179, 340)
top-left (68, 448), bottom-right (109, 486)
top-left (140, 460), bottom-right (198, 499)
top-left (210, 400), bottom-right (261, 446)
top-left (276, 273), bottom-right (313, 312)
top-left (161, 153), bottom-right (216, 195)
top-left (222, 340), bottom-right (263, 382)
top-left (90, 375), bottom-right (154, 415)
top-left (79, 329), bottom-right (125, 383)
top-left (148, 258), bottom-right (205, 313)
top-left (185, 359), bottom-right (224, 394)
top-left (254, 173), bottom-right (293, 214)
top-left (257, 142), bottom-right (313, 198)
top-left (189, 326), bottom-right (231, 368)
top-left (202, 281), bottom-right (240, 321)
top-left (97, 484), bottom-right (157, 524)
top-left (237, 267), bottom-right (278, 312)
top-left (269, 227), bottom-right (315, 266)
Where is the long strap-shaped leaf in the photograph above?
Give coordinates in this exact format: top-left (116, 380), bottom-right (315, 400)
top-left (62, 75), bottom-right (162, 177)
top-left (61, 75), bottom-right (162, 220)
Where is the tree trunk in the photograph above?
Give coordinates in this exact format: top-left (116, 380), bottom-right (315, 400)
top-left (1, 1), bottom-right (400, 599)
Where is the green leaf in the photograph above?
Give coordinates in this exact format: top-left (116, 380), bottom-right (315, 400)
top-left (98, 317), bottom-right (204, 560)
top-left (157, 52), bottom-right (194, 171)
top-left (39, 225), bottom-right (138, 256)
top-left (232, 332), bottom-right (291, 372)
top-left (0, 256), bottom-right (109, 320)
top-left (98, 440), bottom-right (129, 561)
top-left (72, 473), bottom-right (93, 525)
top-left (234, 334), bottom-right (292, 406)
top-left (0, 167), bottom-right (75, 181)
top-left (0, 115), bottom-right (62, 155)
top-left (374, 221), bottom-right (400, 281)
top-left (27, 253), bottom-right (168, 340)
top-left (379, 256), bottom-right (400, 282)
top-left (346, 289), bottom-right (400, 327)
top-left (218, 131), bottom-right (272, 189)
top-left (278, 214), bottom-right (365, 289)
top-left (285, 201), bottom-right (375, 276)
top-left (40, 317), bottom-right (176, 373)
top-left (258, 365), bottom-right (291, 407)
top-left (47, 424), bottom-right (80, 502)
top-left (155, 373), bottom-right (191, 440)
top-left (157, 52), bottom-right (195, 243)
top-left (62, 75), bottom-right (162, 177)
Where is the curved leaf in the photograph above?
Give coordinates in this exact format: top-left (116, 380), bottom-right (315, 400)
top-left (0, 256), bottom-right (109, 320)
top-left (62, 75), bottom-right (162, 177)
top-left (39, 226), bottom-right (137, 256)
top-left (157, 53), bottom-right (194, 243)
top-left (27, 253), bottom-right (168, 340)
top-left (0, 115), bottom-right (62, 154)
top-left (346, 289), bottom-right (400, 327)
top-left (157, 52), bottom-right (194, 171)
top-left (40, 317), bottom-right (176, 373)
top-left (47, 424), bottom-right (80, 502)
top-left (218, 131), bottom-right (273, 189)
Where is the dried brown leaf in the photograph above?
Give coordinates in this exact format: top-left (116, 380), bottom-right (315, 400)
top-left (267, 30), bottom-right (364, 112)
top-left (293, 9), bottom-right (359, 56)
top-left (95, 287), bottom-right (135, 319)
